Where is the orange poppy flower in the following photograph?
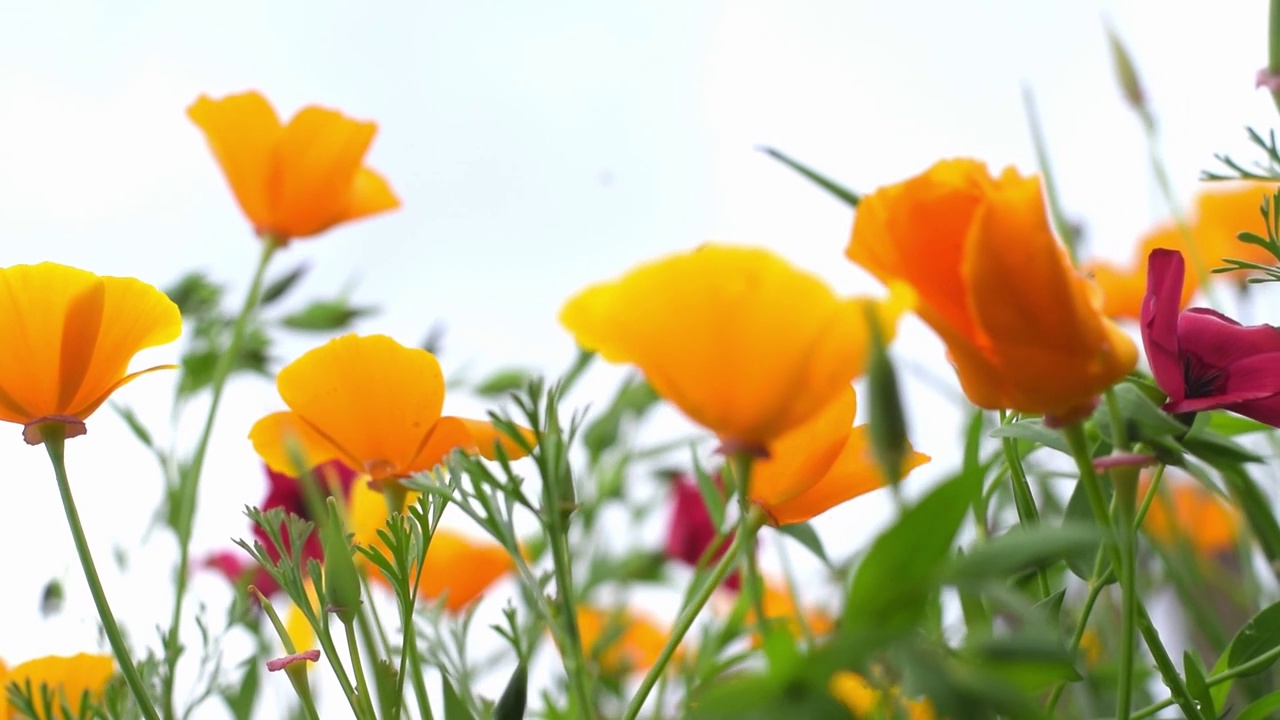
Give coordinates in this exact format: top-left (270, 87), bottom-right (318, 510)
top-left (1, 653), bottom-right (114, 719)
top-left (560, 244), bottom-right (912, 453)
top-left (745, 579), bottom-right (836, 645)
top-left (0, 263), bottom-right (181, 445)
top-left (829, 671), bottom-right (937, 720)
top-left (1194, 180), bottom-right (1280, 270)
top-left (576, 606), bottom-right (674, 676)
top-left (848, 159), bottom-right (1137, 423)
top-left (1085, 223), bottom-right (1196, 321)
top-left (1139, 474), bottom-right (1239, 556)
top-left (249, 334), bottom-right (533, 488)
top-left (188, 90), bottom-right (400, 243)
top-left (749, 385), bottom-right (929, 526)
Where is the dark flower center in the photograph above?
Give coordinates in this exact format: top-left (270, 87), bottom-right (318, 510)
top-left (1183, 352), bottom-right (1224, 399)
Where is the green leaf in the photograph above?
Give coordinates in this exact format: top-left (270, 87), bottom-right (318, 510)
top-left (988, 420), bottom-right (1071, 455)
top-left (942, 524), bottom-right (1098, 586)
top-left (964, 635), bottom-right (1082, 691)
top-left (111, 403), bottom-right (154, 449)
top-left (692, 453), bottom-right (725, 530)
top-left (493, 661), bottom-right (528, 720)
top-left (1183, 651), bottom-right (1216, 720)
top-left (259, 264), bottom-right (308, 306)
top-left (280, 299), bottom-right (374, 331)
top-left (1092, 381), bottom-right (1188, 442)
top-left (779, 522), bottom-right (831, 567)
top-left (474, 368), bottom-right (535, 398)
top-left (165, 271), bottom-right (223, 317)
top-left (1220, 464), bottom-right (1280, 565)
top-left (844, 470), bottom-right (979, 634)
top-left (1237, 689), bottom-right (1280, 720)
top-left (1062, 480), bottom-right (1112, 584)
top-left (1182, 424), bottom-right (1263, 464)
top-left (442, 674), bottom-right (474, 720)
top-left (1227, 599), bottom-right (1280, 676)
top-left (1204, 410), bottom-right (1274, 436)
top-left (758, 146), bottom-right (860, 207)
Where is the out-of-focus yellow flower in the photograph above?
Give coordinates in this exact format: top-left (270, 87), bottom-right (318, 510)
top-left (848, 159), bottom-right (1137, 424)
top-left (1140, 475), bottom-right (1239, 557)
top-left (188, 90), bottom-right (399, 243)
top-left (749, 386), bottom-right (929, 525)
top-left (829, 671), bottom-right (937, 720)
top-left (744, 579), bottom-right (835, 647)
top-left (284, 579), bottom-right (323, 655)
top-left (0, 263), bottom-right (181, 445)
top-left (1, 653), bottom-right (114, 719)
top-left (576, 606), bottom-right (674, 676)
top-left (1079, 628), bottom-right (1104, 668)
top-left (560, 244), bottom-right (911, 454)
top-left (249, 334), bottom-right (533, 489)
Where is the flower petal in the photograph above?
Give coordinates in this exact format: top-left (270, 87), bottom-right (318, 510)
top-left (1177, 308), bottom-right (1280, 370)
top-left (749, 385), bottom-right (857, 515)
top-left (1141, 249), bottom-right (1188, 402)
top-left (8, 654), bottom-right (114, 718)
top-left (415, 529), bottom-right (513, 612)
top-left (188, 91), bottom-right (282, 230)
top-left (339, 167), bottom-right (401, 226)
top-left (249, 411), bottom-right (351, 476)
top-left (407, 416), bottom-right (535, 473)
top-left (275, 334), bottom-right (445, 480)
top-left (1193, 181), bottom-right (1280, 270)
top-left (271, 106), bottom-right (378, 238)
top-left (765, 425), bottom-right (930, 526)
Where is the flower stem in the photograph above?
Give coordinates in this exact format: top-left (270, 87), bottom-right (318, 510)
top-left (43, 426), bottom-right (161, 720)
top-left (998, 411), bottom-right (1051, 598)
top-left (622, 507), bottom-right (767, 720)
top-left (547, 509), bottom-right (596, 720)
top-left (1044, 547), bottom-right (1112, 713)
top-left (729, 453), bottom-right (771, 643)
top-left (162, 240), bottom-right (276, 715)
top-left (344, 620), bottom-right (378, 720)
top-left (1268, 0), bottom-right (1280, 118)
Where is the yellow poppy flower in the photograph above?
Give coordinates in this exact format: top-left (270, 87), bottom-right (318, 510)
top-left (740, 578), bottom-right (835, 647)
top-left (849, 159), bottom-right (1137, 423)
top-left (0, 263), bottom-right (181, 445)
top-left (830, 671), bottom-right (937, 720)
top-left (1140, 474), bottom-right (1239, 557)
top-left (576, 606), bottom-right (674, 676)
top-left (2, 653), bottom-right (114, 719)
top-left (188, 90), bottom-right (400, 243)
top-left (560, 244), bottom-right (911, 453)
top-left (750, 386), bottom-right (929, 525)
top-left (249, 334), bottom-right (533, 488)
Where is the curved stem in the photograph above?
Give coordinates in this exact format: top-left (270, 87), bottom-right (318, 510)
top-left (622, 507), bottom-right (767, 720)
top-left (44, 426), bottom-right (161, 720)
top-left (162, 240), bottom-right (276, 714)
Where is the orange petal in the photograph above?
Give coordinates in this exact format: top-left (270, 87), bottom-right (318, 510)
top-left (1086, 223), bottom-right (1195, 321)
top-left (577, 607), bottom-right (673, 676)
top-left (766, 425), bottom-right (930, 526)
top-left (560, 244), bottom-right (906, 448)
top-left (0, 659), bottom-right (8, 719)
top-left (8, 654), bottom-right (114, 718)
top-left (249, 411), bottom-right (352, 476)
top-left (339, 167), bottom-right (401, 226)
top-left (415, 529), bottom-right (513, 612)
top-left (188, 91), bottom-right (282, 230)
top-left (0, 263), bottom-right (181, 427)
top-left (276, 334), bottom-right (445, 481)
top-left (749, 385), bottom-right (857, 514)
top-left (270, 106), bottom-right (379, 238)
top-left (1140, 474), bottom-right (1239, 556)
top-left (408, 416), bottom-right (536, 473)
top-left (1194, 181), bottom-right (1280, 269)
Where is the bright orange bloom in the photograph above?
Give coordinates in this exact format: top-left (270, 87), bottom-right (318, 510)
top-left (848, 159), bottom-right (1137, 422)
top-left (356, 479), bottom-right (514, 611)
top-left (1085, 223), bottom-right (1196, 321)
top-left (747, 579), bottom-right (835, 645)
top-left (749, 385), bottom-right (929, 525)
top-left (249, 334), bottom-right (533, 488)
top-left (560, 244), bottom-right (911, 453)
top-left (1140, 475), bottom-right (1239, 556)
top-left (829, 671), bottom-right (937, 720)
top-left (0, 263), bottom-right (181, 445)
top-left (576, 607), bottom-right (674, 676)
top-left (1194, 181), bottom-right (1280, 270)
top-left (1, 653), bottom-right (114, 719)
top-left (189, 90), bottom-right (399, 243)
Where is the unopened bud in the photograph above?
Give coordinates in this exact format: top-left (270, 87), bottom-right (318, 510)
top-left (318, 497), bottom-right (363, 625)
top-left (1106, 25), bottom-right (1148, 117)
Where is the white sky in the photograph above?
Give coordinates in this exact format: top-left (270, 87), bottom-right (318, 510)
top-left (0, 0), bottom-right (1274, 715)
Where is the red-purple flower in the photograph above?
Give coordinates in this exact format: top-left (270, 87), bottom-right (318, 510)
top-left (1142, 248), bottom-right (1280, 424)
top-left (664, 473), bottom-right (741, 591)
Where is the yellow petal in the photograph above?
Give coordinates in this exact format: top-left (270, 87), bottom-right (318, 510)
top-left (249, 410), bottom-right (352, 476)
top-left (749, 385), bottom-right (857, 515)
top-left (8, 653), bottom-right (114, 719)
top-left (284, 580), bottom-right (322, 654)
top-left (275, 334), bottom-right (445, 481)
top-left (577, 607), bottom-right (673, 676)
top-left (407, 416), bottom-right (536, 473)
top-left (339, 167), bottom-right (401, 226)
top-left (188, 91), bottom-right (283, 230)
top-left (561, 244), bottom-right (900, 448)
top-left (0, 263), bottom-right (181, 427)
top-left (766, 425), bottom-right (930, 526)
top-left (271, 106), bottom-right (379, 238)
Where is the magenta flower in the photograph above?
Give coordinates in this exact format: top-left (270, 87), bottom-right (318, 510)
top-left (1142, 248), bottom-right (1280, 425)
top-left (665, 473), bottom-right (741, 591)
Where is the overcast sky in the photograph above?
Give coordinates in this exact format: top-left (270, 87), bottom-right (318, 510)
top-left (0, 0), bottom-right (1273, 713)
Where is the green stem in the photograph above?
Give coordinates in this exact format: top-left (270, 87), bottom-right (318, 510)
top-left (998, 411), bottom-right (1051, 598)
top-left (1045, 548), bottom-right (1111, 713)
top-left (1269, 0), bottom-right (1280, 118)
top-left (1021, 86), bottom-right (1078, 263)
top-left (44, 426), bottom-right (161, 720)
top-left (1131, 638), bottom-right (1280, 719)
top-left (730, 453), bottom-right (770, 644)
top-left (622, 508), bottom-right (766, 720)
top-left (163, 240), bottom-right (276, 715)
top-left (1104, 389), bottom-right (1138, 720)
top-left (548, 514), bottom-right (596, 720)
top-left (344, 620), bottom-right (378, 720)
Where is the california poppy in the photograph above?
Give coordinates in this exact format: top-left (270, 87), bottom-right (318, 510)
top-left (829, 671), bottom-right (937, 720)
top-left (848, 159), bottom-right (1137, 423)
top-left (1194, 181), bottom-right (1280, 271)
top-left (1, 653), bottom-right (114, 719)
top-left (1086, 223), bottom-right (1196, 321)
top-left (0, 263), bottom-right (182, 445)
top-left (249, 334), bottom-right (533, 488)
top-left (1139, 473), bottom-right (1238, 557)
top-left (1141, 249), bottom-right (1280, 425)
top-left (749, 386), bottom-right (929, 526)
top-left (744, 579), bottom-right (835, 646)
top-left (189, 91), bottom-right (400, 243)
top-left (560, 244), bottom-right (911, 453)
top-left (576, 606), bottom-right (674, 676)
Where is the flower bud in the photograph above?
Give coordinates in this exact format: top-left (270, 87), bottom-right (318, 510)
top-left (318, 497), bottom-right (363, 625)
